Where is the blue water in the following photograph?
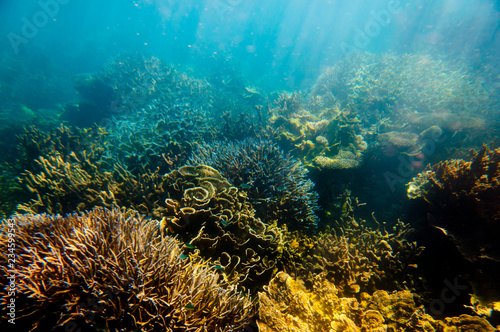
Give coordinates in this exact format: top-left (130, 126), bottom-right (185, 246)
top-left (2, 1), bottom-right (499, 90)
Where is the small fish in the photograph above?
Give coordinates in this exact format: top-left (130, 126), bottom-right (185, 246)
top-left (220, 219), bottom-right (229, 227)
top-left (185, 304), bottom-right (195, 310)
top-left (180, 254), bottom-right (188, 260)
top-left (240, 183), bottom-right (252, 189)
top-left (184, 243), bottom-right (195, 249)
top-left (214, 265), bottom-right (226, 273)
top-left (276, 186), bottom-right (286, 191)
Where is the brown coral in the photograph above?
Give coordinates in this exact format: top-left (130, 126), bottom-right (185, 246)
top-left (291, 202), bottom-right (423, 296)
top-left (257, 272), bottom-right (497, 332)
top-left (407, 145), bottom-right (500, 302)
top-left (0, 208), bottom-right (254, 331)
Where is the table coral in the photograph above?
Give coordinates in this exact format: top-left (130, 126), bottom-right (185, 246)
top-left (0, 208), bottom-right (254, 332)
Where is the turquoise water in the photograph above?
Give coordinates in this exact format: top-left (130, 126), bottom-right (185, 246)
top-left (1, 1), bottom-right (500, 331)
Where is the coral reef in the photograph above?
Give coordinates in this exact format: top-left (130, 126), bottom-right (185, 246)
top-left (376, 126), bottom-right (443, 157)
top-left (99, 55), bottom-right (212, 115)
top-left (14, 124), bottom-right (179, 216)
top-left (156, 165), bottom-right (294, 290)
top-left (313, 149), bottom-right (363, 169)
top-left (17, 148), bottom-right (173, 218)
top-left (0, 208), bottom-right (254, 331)
top-left (189, 139), bottom-right (319, 232)
top-left (267, 91), bottom-right (368, 171)
top-left (14, 124), bottom-right (108, 173)
top-left (97, 56), bottom-right (217, 174)
top-left (408, 144), bottom-right (500, 302)
top-left (257, 272), bottom-right (498, 332)
top-left (309, 52), bottom-right (498, 171)
top-left (105, 98), bottom-right (208, 174)
top-left (292, 199), bottom-right (423, 296)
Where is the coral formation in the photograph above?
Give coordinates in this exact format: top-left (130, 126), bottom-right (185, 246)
top-left (292, 199), bottom-right (423, 296)
top-left (189, 139), bottom-right (319, 232)
top-left (156, 165), bottom-right (294, 289)
top-left (14, 124), bottom-right (178, 216)
top-left (14, 124), bottom-right (108, 173)
top-left (309, 52), bottom-right (498, 170)
top-left (0, 167), bottom-right (23, 218)
top-left (257, 272), bottom-right (497, 332)
top-left (376, 126), bottom-right (443, 157)
top-left (407, 144), bottom-right (500, 261)
top-left (99, 55), bottom-right (212, 115)
top-left (408, 144), bottom-right (500, 302)
top-left (313, 149), bottom-right (363, 169)
top-left (311, 52), bottom-right (493, 119)
top-left (97, 56), bottom-right (217, 174)
top-left (0, 208), bottom-right (254, 331)
top-left (17, 147), bottom-right (176, 219)
top-left (266, 91), bottom-right (368, 171)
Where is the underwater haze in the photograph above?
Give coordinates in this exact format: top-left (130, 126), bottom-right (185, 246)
top-left (1, 1), bottom-right (500, 331)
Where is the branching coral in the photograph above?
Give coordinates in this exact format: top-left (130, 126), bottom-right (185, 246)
top-left (0, 208), bottom-right (254, 331)
top-left (105, 97), bottom-right (213, 175)
top-left (189, 139), bottom-right (319, 232)
top-left (311, 52), bottom-right (494, 120)
top-left (291, 199), bottom-right (423, 296)
top-left (15, 124), bottom-right (179, 216)
top-left (98, 54), bottom-right (213, 115)
top-left (156, 165), bottom-right (294, 290)
top-left (14, 124), bottom-right (108, 173)
top-left (257, 272), bottom-right (497, 332)
top-left (17, 149), bottom-right (172, 217)
top-left (408, 144), bottom-right (500, 226)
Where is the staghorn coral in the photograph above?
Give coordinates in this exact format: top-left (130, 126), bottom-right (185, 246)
top-left (105, 96), bottom-right (214, 175)
top-left (14, 124), bottom-right (182, 216)
top-left (0, 167), bottom-right (23, 218)
top-left (257, 272), bottom-right (497, 332)
top-left (291, 199), bottom-right (423, 296)
top-left (17, 152), bottom-right (114, 214)
top-left (407, 144), bottom-right (500, 303)
top-left (0, 208), bottom-right (254, 332)
top-left (157, 165), bottom-right (294, 290)
top-left (189, 139), bottom-right (319, 232)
